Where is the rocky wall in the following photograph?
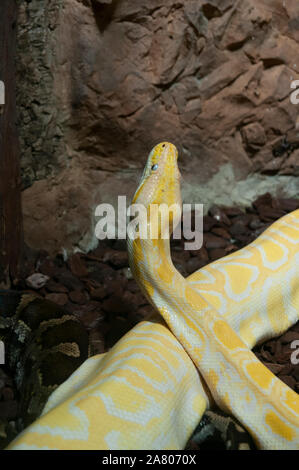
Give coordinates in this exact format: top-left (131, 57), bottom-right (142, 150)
top-left (16, 0), bottom-right (299, 254)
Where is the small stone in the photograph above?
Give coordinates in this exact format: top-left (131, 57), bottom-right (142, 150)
top-left (252, 193), bottom-right (273, 210)
top-left (209, 206), bottom-right (231, 226)
top-left (55, 271), bottom-right (85, 291)
top-left (26, 273), bottom-right (50, 289)
top-left (45, 279), bottom-right (68, 293)
top-left (103, 279), bottom-right (125, 297)
top-left (204, 233), bottom-right (228, 249)
top-left (89, 285), bottom-right (107, 300)
top-left (229, 220), bottom-right (248, 237)
top-left (257, 205), bottom-right (285, 221)
top-left (241, 122), bottom-right (267, 150)
top-left (68, 253), bottom-right (88, 278)
top-left (223, 207), bottom-right (244, 217)
top-left (69, 290), bottom-right (88, 304)
top-left (211, 227), bottom-right (231, 239)
top-left (103, 251), bottom-right (129, 268)
top-left (45, 293), bottom-right (68, 306)
top-left (87, 262), bottom-right (117, 283)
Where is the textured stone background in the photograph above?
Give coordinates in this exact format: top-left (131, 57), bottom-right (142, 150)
top-left (16, 0), bottom-right (299, 254)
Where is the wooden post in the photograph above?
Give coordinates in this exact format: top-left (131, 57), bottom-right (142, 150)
top-left (0, 0), bottom-right (23, 287)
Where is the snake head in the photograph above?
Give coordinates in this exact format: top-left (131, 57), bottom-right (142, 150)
top-left (131, 142), bottom-right (182, 238)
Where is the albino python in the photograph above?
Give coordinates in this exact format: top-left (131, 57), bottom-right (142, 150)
top-left (5, 142), bottom-right (299, 450)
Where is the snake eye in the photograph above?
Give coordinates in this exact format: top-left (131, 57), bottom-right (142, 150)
top-left (151, 164), bottom-right (158, 171)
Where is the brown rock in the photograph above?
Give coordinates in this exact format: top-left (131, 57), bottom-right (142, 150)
top-left (211, 227), bottom-right (231, 240)
top-left (68, 253), bottom-right (88, 278)
top-left (204, 233), bottom-right (229, 249)
top-left (279, 149), bottom-right (299, 176)
top-left (229, 220), bottom-right (248, 237)
top-left (257, 205), bottom-right (285, 221)
top-left (89, 285), bottom-right (107, 300)
top-left (209, 206), bottom-right (231, 226)
top-left (87, 262), bottom-right (118, 284)
top-left (252, 193), bottom-right (274, 209)
top-left (103, 250), bottom-right (129, 269)
top-left (45, 279), bottom-right (68, 293)
top-left (45, 293), bottom-right (68, 306)
top-left (26, 273), bottom-right (50, 290)
top-left (198, 58), bottom-right (249, 100)
top-left (103, 279), bottom-right (125, 297)
top-left (208, 248), bottom-right (227, 261)
top-left (17, 0), bottom-right (299, 255)
top-left (241, 122), bottom-right (266, 150)
top-left (69, 290), bottom-right (88, 305)
top-left (223, 207), bottom-right (244, 217)
top-left (55, 271), bottom-right (85, 291)
top-left (259, 33), bottom-right (299, 72)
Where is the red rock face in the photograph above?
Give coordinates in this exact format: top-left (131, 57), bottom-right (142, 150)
top-left (18, 0), bottom-right (299, 253)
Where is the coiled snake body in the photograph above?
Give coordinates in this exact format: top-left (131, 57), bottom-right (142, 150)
top-left (5, 143), bottom-right (299, 449)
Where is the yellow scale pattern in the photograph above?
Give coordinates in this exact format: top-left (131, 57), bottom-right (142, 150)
top-left (7, 143), bottom-right (299, 450)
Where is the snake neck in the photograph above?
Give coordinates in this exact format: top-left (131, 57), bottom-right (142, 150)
top-left (127, 224), bottom-right (299, 449)
top-left (128, 235), bottom-right (183, 307)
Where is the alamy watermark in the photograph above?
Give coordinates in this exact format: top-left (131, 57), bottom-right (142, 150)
top-left (0, 340), bottom-right (4, 365)
top-left (290, 80), bottom-right (299, 105)
top-left (95, 196), bottom-right (203, 250)
top-left (291, 340), bottom-right (299, 365)
top-left (0, 81), bottom-right (4, 107)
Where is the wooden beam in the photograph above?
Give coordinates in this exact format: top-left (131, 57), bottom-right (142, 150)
top-left (0, 0), bottom-right (23, 287)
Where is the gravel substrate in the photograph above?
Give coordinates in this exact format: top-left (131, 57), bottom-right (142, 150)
top-left (0, 192), bottom-right (298, 448)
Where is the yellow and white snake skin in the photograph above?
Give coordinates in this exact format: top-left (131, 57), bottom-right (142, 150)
top-left (7, 142), bottom-right (299, 450)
